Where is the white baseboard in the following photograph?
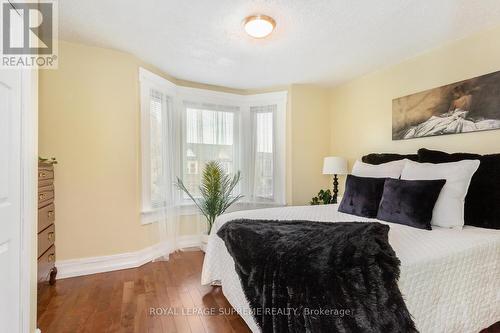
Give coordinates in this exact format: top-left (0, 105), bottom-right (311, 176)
top-left (56, 234), bottom-right (202, 279)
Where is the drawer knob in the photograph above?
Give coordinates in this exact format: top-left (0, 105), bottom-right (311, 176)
top-left (48, 232), bottom-right (54, 241)
top-left (48, 211), bottom-right (54, 218)
top-left (39, 172), bottom-right (46, 178)
top-left (48, 254), bottom-right (55, 262)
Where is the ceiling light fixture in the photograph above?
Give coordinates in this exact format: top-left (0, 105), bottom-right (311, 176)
top-left (243, 15), bottom-right (276, 39)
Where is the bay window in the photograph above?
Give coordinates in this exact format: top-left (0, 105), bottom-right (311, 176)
top-left (140, 68), bottom-right (287, 223)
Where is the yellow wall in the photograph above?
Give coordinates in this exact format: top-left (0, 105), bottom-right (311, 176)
top-left (39, 41), bottom-right (156, 260)
top-left (289, 85), bottom-right (332, 204)
top-left (39, 41), bottom-right (327, 260)
top-left (330, 25), bottom-right (500, 174)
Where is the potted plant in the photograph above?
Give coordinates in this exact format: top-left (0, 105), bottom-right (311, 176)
top-left (176, 161), bottom-right (243, 250)
top-left (310, 189), bottom-right (335, 205)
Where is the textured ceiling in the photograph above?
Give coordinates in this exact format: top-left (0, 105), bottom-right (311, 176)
top-left (59, 0), bottom-right (500, 89)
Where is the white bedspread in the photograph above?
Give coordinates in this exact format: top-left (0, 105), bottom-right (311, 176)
top-left (201, 204), bottom-right (500, 333)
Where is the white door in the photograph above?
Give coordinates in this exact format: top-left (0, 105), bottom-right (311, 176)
top-left (0, 68), bottom-right (23, 332)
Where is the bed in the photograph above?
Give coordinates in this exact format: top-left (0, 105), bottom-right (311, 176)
top-left (201, 204), bottom-right (500, 333)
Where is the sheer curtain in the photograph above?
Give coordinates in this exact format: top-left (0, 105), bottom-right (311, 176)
top-left (181, 101), bottom-right (240, 202)
top-left (146, 87), bottom-right (181, 257)
top-left (249, 105), bottom-right (276, 202)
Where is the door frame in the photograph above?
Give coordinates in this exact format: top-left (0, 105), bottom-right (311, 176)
top-left (19, 68), bottom-right (38, 333)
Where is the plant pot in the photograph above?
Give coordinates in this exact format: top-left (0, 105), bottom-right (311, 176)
top-left (200, 233), bottom-right (209, 252)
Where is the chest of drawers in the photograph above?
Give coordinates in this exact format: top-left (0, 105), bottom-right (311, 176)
top-left (38, 162), bottom-right (57, 284)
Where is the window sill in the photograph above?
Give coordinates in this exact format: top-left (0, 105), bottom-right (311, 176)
top-left (141, 201), bottom-right (285, 225)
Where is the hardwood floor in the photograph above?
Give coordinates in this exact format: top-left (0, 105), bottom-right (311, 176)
top-left (38, 249), bottom-right (500, 333)
top-left (37, 250), bottom-right (250, 333)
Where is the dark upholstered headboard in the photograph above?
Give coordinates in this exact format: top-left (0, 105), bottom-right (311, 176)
top-left (361, 153), bottom-right (419, 165)
top-left (360, 148), bottom-right (500, 230)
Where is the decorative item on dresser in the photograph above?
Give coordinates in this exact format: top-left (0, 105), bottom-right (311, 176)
top-left (322, 156), bottom-right (348, 203)
top-left (38, 158), bottom-right (57, 285)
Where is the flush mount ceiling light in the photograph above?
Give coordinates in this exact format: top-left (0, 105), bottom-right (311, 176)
top-left (243, 15), bottom-right (276, 39)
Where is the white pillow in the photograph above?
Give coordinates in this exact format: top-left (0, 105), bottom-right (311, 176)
top-left (401, 159), bottom-right (480, 229)
top-left (352, 159), bottom-right (407, 179)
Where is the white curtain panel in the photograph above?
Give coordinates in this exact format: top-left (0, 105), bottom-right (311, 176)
top-left (149, 88), bottom-right (181, 256)
top-left (182, 101), bottom-right (240, 198)
top-left (250, 105), bottom-right (276, 202)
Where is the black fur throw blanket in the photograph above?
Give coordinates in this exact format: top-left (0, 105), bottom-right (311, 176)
top-left (217, 219), bottom-right (417, 333)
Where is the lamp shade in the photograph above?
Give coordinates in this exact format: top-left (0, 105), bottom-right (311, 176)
top-left (322, 156), bottom-right (348, 175)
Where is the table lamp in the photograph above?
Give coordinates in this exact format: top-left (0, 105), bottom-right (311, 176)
top-left (322, 156), bottom-right (348, 204)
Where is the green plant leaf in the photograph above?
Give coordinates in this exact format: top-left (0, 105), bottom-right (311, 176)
top-left (176, 161), bottom-right (243, 233)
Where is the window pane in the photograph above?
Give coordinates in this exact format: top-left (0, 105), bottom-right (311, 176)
top-left (254, 110), bottom-right (274, 199)
top-left (183, 107), bottom-right (235, 198)
top-left (150, 90), bottom-right (166, 207)
top-left (186, 108), bottom-right (233, 145)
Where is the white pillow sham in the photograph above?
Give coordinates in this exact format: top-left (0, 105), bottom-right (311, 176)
top-left (352, 159), bottom-right (407, 179)
top-left (400, 159), bottom-right (480, 229)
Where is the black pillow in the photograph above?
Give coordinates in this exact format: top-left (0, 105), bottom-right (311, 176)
top-left (377, 178), bottom-right (446, 230)
top-left (362, 153), bottom-right (419, 165)
top-left (418, 148), bottom-right (500, 230)
top-left (338, 175), bottom-right (386, 218)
